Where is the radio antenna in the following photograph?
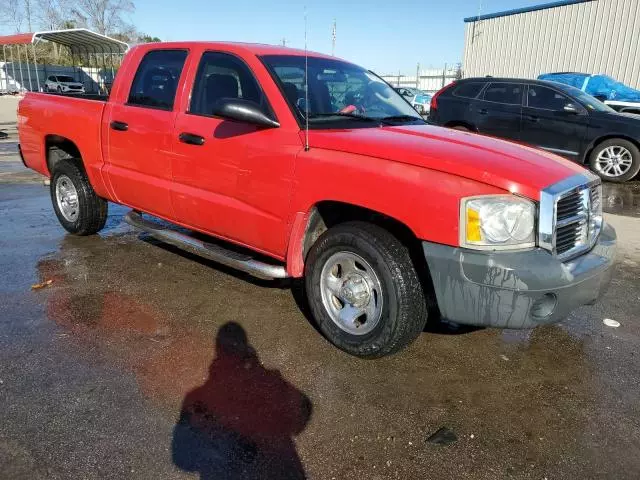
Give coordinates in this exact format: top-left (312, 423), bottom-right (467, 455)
top-left (304, 6), bottom-right (310, 151)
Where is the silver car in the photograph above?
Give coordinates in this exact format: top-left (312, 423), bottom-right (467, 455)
top-left (44, 75), bottom-right (85, 94)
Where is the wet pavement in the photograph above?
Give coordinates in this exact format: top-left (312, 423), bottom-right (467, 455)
top-left (1, 164), bottom-right (640, 479)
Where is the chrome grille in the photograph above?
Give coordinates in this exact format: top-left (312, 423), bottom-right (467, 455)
top-left (538, 172), bottom-right (603, 261)
top-left (555, 189), bottom-right (589, 256)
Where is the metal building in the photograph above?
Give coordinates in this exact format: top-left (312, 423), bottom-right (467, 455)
top-left (462, 0), bottom-right (640, 88)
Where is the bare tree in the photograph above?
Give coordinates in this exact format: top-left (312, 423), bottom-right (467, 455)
top-left (72, 0), bottom-right (135, 35)
top-left (35, 0), bottom-right (73, 30)
top-left (1, 0), bottom-right (25, 32)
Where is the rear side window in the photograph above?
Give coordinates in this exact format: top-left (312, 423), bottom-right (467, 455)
top-left (452, 82), bottom-right (484, 99)
top-left (189, 51), bottom-right (268, 116)
top-left (128, 49), bottom-right (188, 110)
top-left (483, 83), bottom-right (523, 105)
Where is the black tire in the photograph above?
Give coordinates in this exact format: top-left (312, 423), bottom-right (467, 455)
top-left (589, 138), bottom-right (640, 183)
top-left (304, 221), bottom-right (428, 358)
top-left (50, 159), bottom-right (108, 235)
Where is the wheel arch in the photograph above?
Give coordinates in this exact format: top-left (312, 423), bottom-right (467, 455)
top-left (44, 135), bottom-right (84, 175)
top-left (444, 121), bottom-right (477, 132)
top-left (583, 134), bottom-right (640, 164)
top-left (286, 200), bottom-right (440, 318)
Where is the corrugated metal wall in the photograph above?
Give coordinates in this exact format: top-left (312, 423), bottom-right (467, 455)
top-left (463, 0), bottom-right (640, 88)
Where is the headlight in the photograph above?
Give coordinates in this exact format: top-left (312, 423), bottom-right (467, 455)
top-left (460, 195), bottom-right (536, 250)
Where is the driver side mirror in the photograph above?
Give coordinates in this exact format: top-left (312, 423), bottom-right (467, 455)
top-left (212, 98), bottom-right (280, 128)
top-left (563, 103), bottom-right (580, 114)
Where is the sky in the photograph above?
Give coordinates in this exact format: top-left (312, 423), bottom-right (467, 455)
top-left (130, 0), bottom-right (547, 74)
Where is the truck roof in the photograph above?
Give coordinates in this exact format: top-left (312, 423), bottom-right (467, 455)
top-left (135, 41), bottom-right (336, 60)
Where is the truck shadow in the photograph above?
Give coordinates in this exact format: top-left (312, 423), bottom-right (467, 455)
top-left (172, 322), bottom-right (312, 480)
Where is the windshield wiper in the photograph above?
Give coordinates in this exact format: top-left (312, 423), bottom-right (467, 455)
top-left (307, 112), bottom-right (378, 122)
top-left (379, 115), bottom-right (426, 125)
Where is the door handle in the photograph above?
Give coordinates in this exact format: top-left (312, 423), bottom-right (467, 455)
top-left (110, 121), bottom-right (128, 131)
top-left (526, 115), bottom-right (539, 123)
top-left (478, 108), bottom-right (488, 115)
top-left (179, 132), bottom-right (205, 146)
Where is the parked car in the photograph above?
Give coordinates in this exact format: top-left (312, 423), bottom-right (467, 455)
top-left (44, 75), bottom-right (85, 94)
top-left (18, 43), bottom-right (616, 358)
top-left (539, 72), bottom-right (640, 115)
top-left (429, 77), bottom-right (640, 182)
top-left (396, 87), bottom-right (431, 115)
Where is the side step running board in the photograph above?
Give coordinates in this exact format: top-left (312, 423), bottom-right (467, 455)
top-left (124, 211), bottom-right (289, 280)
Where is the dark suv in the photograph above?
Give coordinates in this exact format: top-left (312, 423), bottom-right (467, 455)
top-left (429, 77), bottom-right (640, 182)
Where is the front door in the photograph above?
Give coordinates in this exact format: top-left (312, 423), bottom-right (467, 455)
top-left (170, 50), bottom-right (298, 258)
top-left (473, 82), bottom-right (524, 141)
top-left (520, 84), bottom-right (589, 161)
top-left (103, 49), bottom-right (188, 219)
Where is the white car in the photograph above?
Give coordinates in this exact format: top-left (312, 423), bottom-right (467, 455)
top-left (44, 75), bottom-right (85, 94)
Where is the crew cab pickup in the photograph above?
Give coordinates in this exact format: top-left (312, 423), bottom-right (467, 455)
top-left (18, 42), bottom-right (617, 358)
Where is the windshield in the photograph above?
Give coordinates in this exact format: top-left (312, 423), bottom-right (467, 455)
top-left (261, 55), bottom-right (424, 128)
top-left (56, 76), bottom-right (75, 83)
top-left (558, 83), bottom-right (616, 113)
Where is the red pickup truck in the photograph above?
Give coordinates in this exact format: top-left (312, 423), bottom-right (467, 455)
top-left (18, 42), bottom-right (616, 358)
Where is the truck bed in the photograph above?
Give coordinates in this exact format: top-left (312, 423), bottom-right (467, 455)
top-left (18, 91), bottom-right (110, 197)
top-left (42, 92), bottom-right (109, 102)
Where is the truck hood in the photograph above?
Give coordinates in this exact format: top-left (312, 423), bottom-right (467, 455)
top-left (306, 124), bottom-right (586, 200)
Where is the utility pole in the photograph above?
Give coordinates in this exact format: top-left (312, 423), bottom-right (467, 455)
top-left (331, 19), bottom-right (336, 56)
top-left (416, 63), bottom-right (420, 89)
top-left (281, 38), bottom-right (287, 47)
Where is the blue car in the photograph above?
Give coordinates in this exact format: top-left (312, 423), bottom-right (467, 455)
top-left (539, 72), bottom-right (640, 115)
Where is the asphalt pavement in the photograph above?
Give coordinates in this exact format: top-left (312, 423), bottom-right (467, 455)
top-left (1, 139), bottom-right (640, 479)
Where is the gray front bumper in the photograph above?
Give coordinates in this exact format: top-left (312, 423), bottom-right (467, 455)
top-left (423, 223), bottom-right (617, 329)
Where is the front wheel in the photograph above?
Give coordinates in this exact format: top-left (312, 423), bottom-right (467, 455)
top-left (589, 138), bottom-right (640, 183)
top-left (50, 159), bottom-right (108, 235)
top-left (304, 222), bottom-right (428, 358)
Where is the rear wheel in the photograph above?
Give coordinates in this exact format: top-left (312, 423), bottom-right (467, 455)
top-left (50, 159), bottom-right (108, 235)
top-left (589, 138), bottom-right (640, 183)
top-left (304, 221), bottom-right (428, 358)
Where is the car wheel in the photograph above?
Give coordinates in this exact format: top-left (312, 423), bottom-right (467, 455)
top-left (589, 138), bottom-right (640, 183)
top-left (50, 159), bottom-right (108, 235)
top-left (304, 221), bottom-right (428, 358)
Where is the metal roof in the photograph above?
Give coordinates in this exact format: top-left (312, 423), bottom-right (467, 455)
top-left (464, 0), bottom-right (596, 22)
top-left (0, 28), bottom-right (128, 54)
top-left (0, 33), bottom-right (35, 45)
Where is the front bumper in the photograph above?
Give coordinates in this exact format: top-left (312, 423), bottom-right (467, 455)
top-left (423, 223), bottom-right (617, 329)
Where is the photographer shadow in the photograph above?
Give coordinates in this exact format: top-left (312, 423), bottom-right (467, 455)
top-left (172, 322), bottom-right (312, 480)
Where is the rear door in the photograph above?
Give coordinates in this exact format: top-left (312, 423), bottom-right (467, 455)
top-left (103, 48), bottom-right (189, 220)
top-left (520, 84), bottom-right (589, 160)
top-left (473, 82), bottom-right (524, 141)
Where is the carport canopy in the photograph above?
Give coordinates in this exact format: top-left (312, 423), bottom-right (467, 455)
top-left (0, 28), bottom-right (128, 55)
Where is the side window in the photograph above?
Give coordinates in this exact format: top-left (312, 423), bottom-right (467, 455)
top-left (128, 49), bottom-right (188, 110)
top-left (48, 76), bottom-right (56, 82)
top-left (528, 85), bottom-right (572, 110)
top-left (452, 82), bottom-right (484, 99)
top-left (190, 52), bottom-right (268, 117)
top-left (483, 83), bottom-right (523, 105)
